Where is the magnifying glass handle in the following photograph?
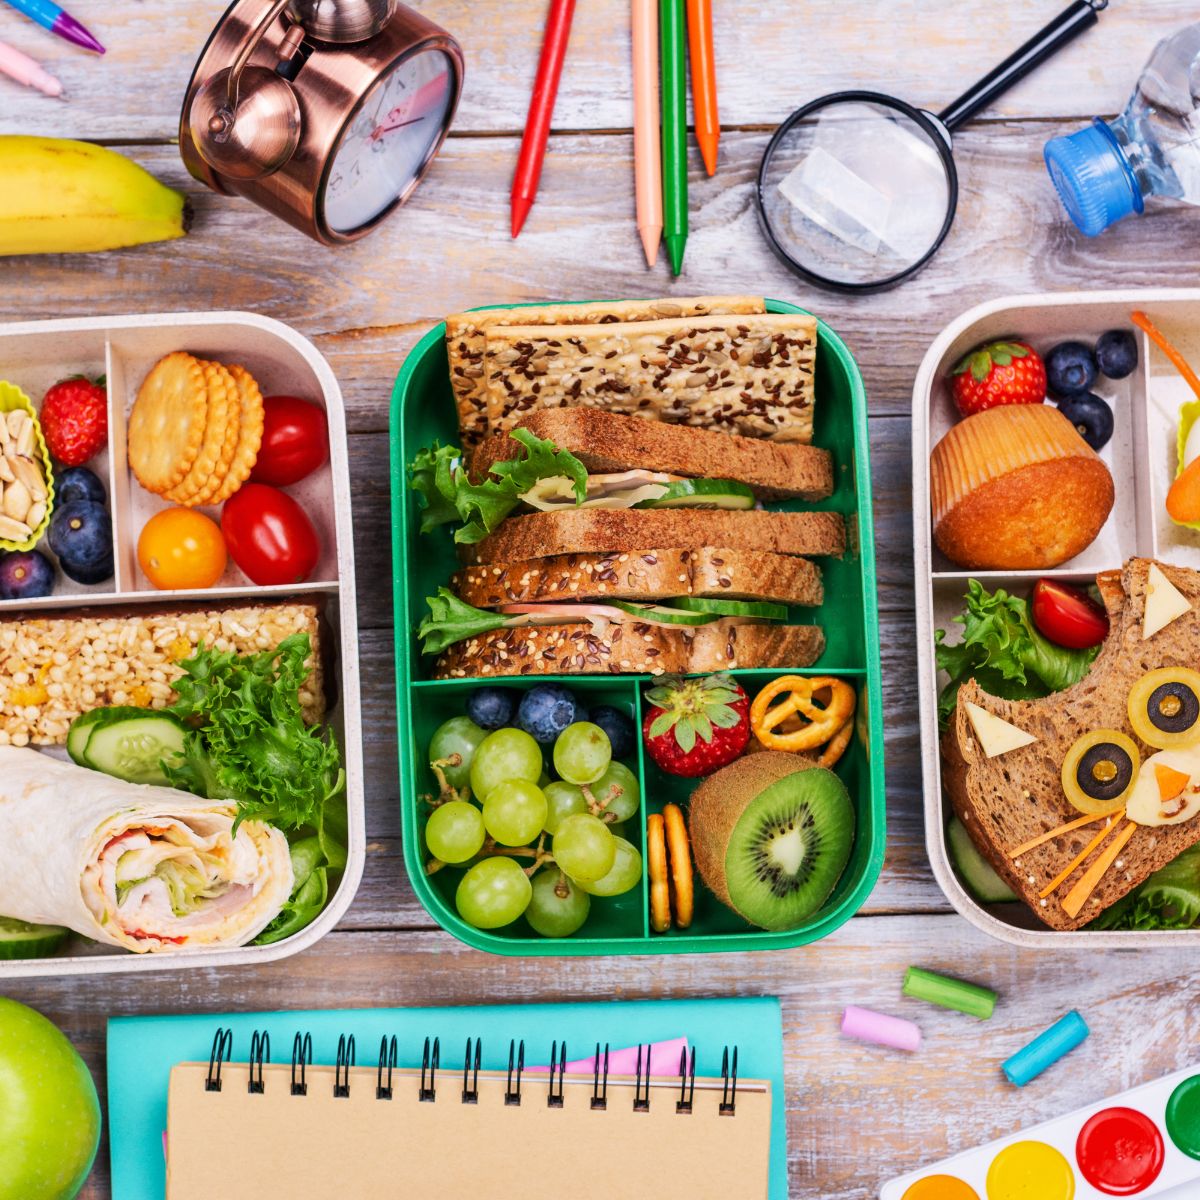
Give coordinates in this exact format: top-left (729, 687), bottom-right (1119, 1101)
top-left (936, 0), bottom-right (1105, 133)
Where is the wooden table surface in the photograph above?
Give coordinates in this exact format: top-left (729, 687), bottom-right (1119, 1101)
top-left (5, 3), bottom-right (1200, 1196)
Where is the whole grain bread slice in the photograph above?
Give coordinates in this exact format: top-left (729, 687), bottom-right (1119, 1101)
top-left (446, 296), bottom-right (765, 447)
top-left (468, 408), bottom-right (833, 501)
top-left (942, 557), bottom-right (1200, 930)
top-left (431, 616), bottom-right (823, 679)
top-left (461, 509), bottom-right (846, 567)
top-left (451, 547), bottom-right (823, 608)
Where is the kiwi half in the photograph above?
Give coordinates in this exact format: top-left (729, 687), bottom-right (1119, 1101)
top-left (688, 753), bottom-right (854, 931)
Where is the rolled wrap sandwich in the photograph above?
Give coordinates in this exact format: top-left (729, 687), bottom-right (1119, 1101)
top-left (0, 747), bottom-right (293, 952)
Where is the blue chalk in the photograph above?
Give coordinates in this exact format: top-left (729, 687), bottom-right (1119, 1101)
top-left (1002, 1010), bottom-right (1089, 1087)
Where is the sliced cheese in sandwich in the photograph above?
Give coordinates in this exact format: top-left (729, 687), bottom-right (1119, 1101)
top-left (965, 702), bottom-right (1038, 757)
top-left (1144, 562), bottom-right (1191, 638)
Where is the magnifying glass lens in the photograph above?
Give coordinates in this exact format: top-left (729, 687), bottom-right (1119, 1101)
top-left (758, 98), bottom-right (954, 289)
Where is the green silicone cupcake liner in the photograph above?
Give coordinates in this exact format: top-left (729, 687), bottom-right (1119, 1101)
top-left (0, 382), bottom-right (55, 553)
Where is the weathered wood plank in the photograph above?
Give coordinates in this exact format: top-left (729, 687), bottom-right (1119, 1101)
top-left (0, 0), bottom-right (1187, 140)
top-left (6, 127), bottom-right (1200, 431)
top-left (14, 915), bottom-right (1196, 1199)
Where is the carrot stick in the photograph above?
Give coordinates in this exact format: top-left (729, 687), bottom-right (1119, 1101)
top-left (1007, 809), bottom-right (1116, 859)
top-left (1037, 816), bottom-right (1122, 899)
top-left (1061, 820), bottom-right (1138, 919)
top-left (1132, 310), bottom-right (1200, 402)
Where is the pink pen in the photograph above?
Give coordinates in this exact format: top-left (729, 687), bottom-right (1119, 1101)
top-left (0, 38), bottom-right (63, 97)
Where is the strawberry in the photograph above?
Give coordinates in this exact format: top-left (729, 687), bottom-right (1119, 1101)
top-left (39, 377), bottom-right (107, 467)
top-left (949, 340), bottom-right (1047, 417)
top-left (642, 673), bottom-right (749, 778)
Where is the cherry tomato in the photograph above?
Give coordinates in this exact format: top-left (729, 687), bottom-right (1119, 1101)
top-left (137, 508), bottom-right (226, 590)
top-left (249, 396), bottom-right (329, 486)
top-left (1031, 578), bottom-right (1109, 649)
top-left (222, 483), bottom-right (319, 586)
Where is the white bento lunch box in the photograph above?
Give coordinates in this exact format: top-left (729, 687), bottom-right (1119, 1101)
top-left (914, 289), bottom-right (1200, 948)
top-left (0, 311), bottom-right (362, 977)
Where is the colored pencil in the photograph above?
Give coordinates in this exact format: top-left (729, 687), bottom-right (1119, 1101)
top-left (686, 0), bottom-right (718, 175)
top-left (0, 37), bottom-right (63, 96)
top-left (511, 0), bottom-right (576, 239)
top-left (631, 0), bottom-right (661, 267)
top-left (660, 0), bottom-right (687, 275)
top-left (1, 0), bottom-right (103, 53)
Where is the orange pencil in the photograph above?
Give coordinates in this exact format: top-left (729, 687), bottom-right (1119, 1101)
top-left (631, 0), bottom-right (662, 266)
top-left (686, 0), bottom-right (718, 176)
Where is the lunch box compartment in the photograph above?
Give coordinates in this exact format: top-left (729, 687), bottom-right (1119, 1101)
top-left (914, 289), bottom-right (1200, 948)
top-left (391, 299), bottom-right (886, 956)
top-left (0, 312), bottom-right (364, 978)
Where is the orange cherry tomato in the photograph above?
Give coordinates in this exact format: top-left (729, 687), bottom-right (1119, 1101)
top-left (137, 507), bottom-right (227, 590)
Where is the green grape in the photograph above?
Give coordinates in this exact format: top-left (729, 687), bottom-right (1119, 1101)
top-left (543, 780), bottom-right (587, 834)
top-left (428, 717), bottom-right (487, 790)
top-left (553, 721), bottom-right (612, 785)
top-left (482, 779), bottom-right (548, 847)
top-left (455, 857), bottom-right (532, 929)
top-left (425, 800), bottom-right (486, 864)
top-left (578, 837), bottom-right (642, 897)
top-left (525, 870), bottom-right (590, 937)
top-left (469, 728), bottom-right (543, 800)
top-left (552, 813), bottom-right (615, 883)
top-left (589, 760), bottom-right (640, 822)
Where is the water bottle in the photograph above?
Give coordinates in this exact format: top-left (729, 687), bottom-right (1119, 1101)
top-left (1044, 23), bottom-right (1200, 235)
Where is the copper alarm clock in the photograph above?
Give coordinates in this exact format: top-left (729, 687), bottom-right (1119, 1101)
top-left (180, 0), bottom-right (464, 244)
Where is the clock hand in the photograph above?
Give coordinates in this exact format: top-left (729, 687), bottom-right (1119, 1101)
top-left (369, 115), bottom-right (423, 142)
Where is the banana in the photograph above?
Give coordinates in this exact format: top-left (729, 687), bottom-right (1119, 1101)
top-left (0, 135), bottom-right (189, 256)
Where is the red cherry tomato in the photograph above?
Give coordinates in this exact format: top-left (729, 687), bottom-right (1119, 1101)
top-left (249, 396), bottom-right (329, 486)
top-left (221, 483), bottom-right (320, 586)
top-left (1031, 579), bottom-right (1109, 649)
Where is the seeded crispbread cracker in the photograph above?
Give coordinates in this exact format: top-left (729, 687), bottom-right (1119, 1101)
top-left (445, 296), bottom-right (766, 446)
top-left (482, 313), bottom-right (818, 443)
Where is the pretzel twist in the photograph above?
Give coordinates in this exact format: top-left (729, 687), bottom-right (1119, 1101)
top-left (750, 675), bottom-right (856, 753)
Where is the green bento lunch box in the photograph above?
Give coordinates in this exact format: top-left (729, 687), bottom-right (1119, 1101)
top-left (389, 299), bottom-right (885, 955)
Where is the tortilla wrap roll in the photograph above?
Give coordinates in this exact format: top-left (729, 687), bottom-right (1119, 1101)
top-left (0, 747), bottom-right (293, 953)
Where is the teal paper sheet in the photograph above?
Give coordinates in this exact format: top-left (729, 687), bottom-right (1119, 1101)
top-left (107, 995), bottom-right (786, 1199)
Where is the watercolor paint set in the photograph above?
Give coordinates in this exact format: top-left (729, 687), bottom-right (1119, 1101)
top-left (882, 1062), bottom-right (1200, 1200)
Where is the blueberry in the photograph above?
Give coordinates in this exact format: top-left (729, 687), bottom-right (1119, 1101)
top-left (0, 550), bottom-right (54, 599)
top-left (588, 704), bottom-right (636, 759)
top-left (53, 466), bottom-right (106, 506)
top-left (1045, 341), bottom-right (1098, 397)
top-left (48, 500), bottom-right (113, 584)
top-left (1057, 392), bottom-right (1114, 452)
top-left (1095, 329), bottom-right (1138, 380)
top-left (517, 683), bottom-right (580, 745)
top-left (466, 686), bottom-right (515, 731)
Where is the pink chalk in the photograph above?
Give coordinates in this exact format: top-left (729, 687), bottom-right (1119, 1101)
top-left (527, 1036), bottom-right (689, 1076)
top-left (841, 1006), bottom-right (921, 1052)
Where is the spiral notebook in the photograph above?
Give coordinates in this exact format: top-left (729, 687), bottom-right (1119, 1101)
top-left (108, 997), bottom-right (786, 1200)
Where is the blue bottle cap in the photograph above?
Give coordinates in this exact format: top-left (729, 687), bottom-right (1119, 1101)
top-left (1002, 1009), bottom-right (1089, 1087)
top-left (1044, 119), bottom-right (1144, 237)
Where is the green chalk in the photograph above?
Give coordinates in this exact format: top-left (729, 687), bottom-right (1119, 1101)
top-left (903, 966), bottom-right (996, 1020)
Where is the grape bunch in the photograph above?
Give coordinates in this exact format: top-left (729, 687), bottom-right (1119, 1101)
top-left (424, 687), bottom-right (641, 938)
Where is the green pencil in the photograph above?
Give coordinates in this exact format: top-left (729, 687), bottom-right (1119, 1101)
top-left (660, 0), bottom-right (688, 275)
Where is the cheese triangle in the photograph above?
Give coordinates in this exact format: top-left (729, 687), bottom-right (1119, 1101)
top-left (965, 702), bottom-right (1038, 758)
top-left (1144, 562), bottom-right (1191, 639)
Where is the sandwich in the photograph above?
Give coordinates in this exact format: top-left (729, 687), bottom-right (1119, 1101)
top-left (410, 409), bottom-right (844, 679)
top-left (942, 558), bottom-right (1200, 929)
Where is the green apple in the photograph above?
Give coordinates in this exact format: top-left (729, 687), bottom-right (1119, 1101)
top-left (0, 997), bottom-right (100, 1199)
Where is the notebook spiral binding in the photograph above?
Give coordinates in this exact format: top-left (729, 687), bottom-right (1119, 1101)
top-left (201, 1030), bottom-right (741, 1116)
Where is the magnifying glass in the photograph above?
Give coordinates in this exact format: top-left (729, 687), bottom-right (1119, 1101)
top-left (756, 0), bottom-right (1107, 293)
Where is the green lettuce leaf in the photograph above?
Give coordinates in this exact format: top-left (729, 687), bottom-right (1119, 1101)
top-left (254, 837), bottom-right (332, 945)
top-left (407, 429), bottom-right (588, 545)
top-left (935, 580), bottom-right (1099, 730)
top-left (1088, 844), bottom-right (1200, 931)
top-left (417, 588), bottom-right (511, 656)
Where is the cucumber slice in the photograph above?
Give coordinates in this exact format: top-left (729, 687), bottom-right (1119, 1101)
top-left (947, 816), bottom-right (1017, 904)
top-left (670, 597), bottom-right (787, 621)
top-left (0, 917), bottom-right (69, 960)
top-left (67, 706), bottom-right (152, 765)
top-left (610, 601), bottom-right (716, 626)
top-left (82, 713), bottom-right (187, 786)
top-left (636, 478), bottom-right (756, 510)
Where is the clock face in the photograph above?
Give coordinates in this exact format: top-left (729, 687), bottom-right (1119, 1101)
top-left (323, 48), bottom-right (456, 235)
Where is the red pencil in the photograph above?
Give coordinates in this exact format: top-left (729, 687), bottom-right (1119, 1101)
top-left (511, 0), bottom-right (576, 238)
